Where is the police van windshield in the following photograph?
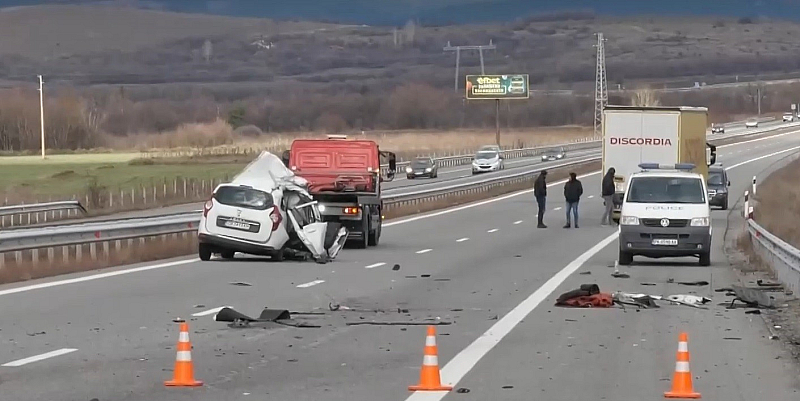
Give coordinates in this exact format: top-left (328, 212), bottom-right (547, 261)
top-left (627, 177), bottom-right (706, 204)
top-left (707, 171), bottom-right (724, 186)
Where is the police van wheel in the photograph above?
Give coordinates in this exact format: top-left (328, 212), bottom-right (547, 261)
top-left (618, 250), bottom-right (633, 266)
top-left (699, 251), bottom-right (711, 266)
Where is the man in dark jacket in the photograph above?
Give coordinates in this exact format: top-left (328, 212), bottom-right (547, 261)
top-left (534, 170), bottom-right (548, 228)
top-left (601, 167), bottom-right (616, 225)
top-left (563, 172), bottom-right (583, 228)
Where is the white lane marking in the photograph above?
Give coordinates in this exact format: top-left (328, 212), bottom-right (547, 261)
top-left (405, 231), bottom-right (619, 401)
top-left (2, 348), bottom-right (79, 367)
top-left (553, 207), bottom-right (562, 211)
top-left (456, 237), bottom-right (470, 242)
top-left (726, 145), bottom-right (800, 170)
top-left (513, 220), bottom-right (523, 225)
top-left (296, 280), bottom-right (325, 288)
top-left (487, 228), bottom-right (499, 233)
top-left (192, 306), bottom-right (231, 317)
top-left (365, 262), bottom-right (386, 269)
top-left (1, 129), bottom-right (796, 298)
top-left (588, 195), bottom-right (594, 199)
top-left (416, 249), bottom-right (433, 254)
top-left (0, 259), bottom-right (197, 298)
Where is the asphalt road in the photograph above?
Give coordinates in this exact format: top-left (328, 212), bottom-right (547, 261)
top-left (1, 128), bottom-right (800, 401)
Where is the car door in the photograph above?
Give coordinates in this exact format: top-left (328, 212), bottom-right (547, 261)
top-left (286, 198), bottom-right (348, 260)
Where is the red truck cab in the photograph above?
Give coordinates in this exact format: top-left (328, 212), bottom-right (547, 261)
top-left (283, 135), bottom-right (396, 248)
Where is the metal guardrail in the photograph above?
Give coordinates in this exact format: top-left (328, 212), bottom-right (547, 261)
top-left (0, 201), bottom-right (86, 227)
top-left (746, 219), bottom-right (800, 295)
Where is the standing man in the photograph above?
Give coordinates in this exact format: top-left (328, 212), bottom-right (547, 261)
top-left (601, 167), bottom-right (616, 226)
top-left (563, 172), bottom-right (583, 228)
top-left (534, 170), bottom-right (548, 228)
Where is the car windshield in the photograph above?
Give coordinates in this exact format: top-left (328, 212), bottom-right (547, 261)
top-left (214, 186), bottom-right (274, 210)
top-left (411, 159), bottom-right (432, 167)
top-left (476, 151), bottom-right (498, 159)
top-left (707, 171), bottom-right (724, 186)
top-left (627, 176), bottom-right (706, 204)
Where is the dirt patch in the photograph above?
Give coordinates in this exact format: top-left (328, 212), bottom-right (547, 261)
top-left (50, 170), bottom-right (76, 179)
top-left (753, 156), bottom-right (800, 249)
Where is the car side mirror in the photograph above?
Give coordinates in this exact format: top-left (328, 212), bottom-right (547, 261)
top-left (727, 181), bottom-right (731, 187)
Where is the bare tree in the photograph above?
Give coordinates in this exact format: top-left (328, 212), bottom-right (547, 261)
top-left (631, 88), bottom-right (661, 107)
top-left (202, 39), bottom-right (213, 64)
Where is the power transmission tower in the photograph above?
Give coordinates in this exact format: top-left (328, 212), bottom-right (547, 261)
top-left (593, 33), bottom-right (608, 138)
top-left (443, 40), bottom-right (496, 93)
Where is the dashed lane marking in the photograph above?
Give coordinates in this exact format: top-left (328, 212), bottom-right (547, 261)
top-left (416, 249), bottom-right (433, 254)
top-left (2, 348), bottom-right (79, 367)
top-left (487, 228), bottom-right (499, 233)
top-left (456, 238), bottom-right (470, 242)
top-left (296, 280), bottom-right (325, 288)
top-left (365, 262), bottom-right (386, 269)
top-left (513, 220), bottom-right (523, 225)
top-left (192, 306), bottom-right (231, 317)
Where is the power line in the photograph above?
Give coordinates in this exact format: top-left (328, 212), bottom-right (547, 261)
top-left (443, 40), bottom-right (496, 93)
top-left (594, 33), bottom-right (608, 138)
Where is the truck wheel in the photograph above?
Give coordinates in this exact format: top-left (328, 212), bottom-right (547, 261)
top-left (220, 250), bottom-right (235, 260)
top-left (699, 251), bottom-right (711, 266)
top-left (368, 217), bottom-right (381, 246)
top-left (354, 207), bottom-right (369, 249)
top-left (199, 244), bottom-right (212, 261)
top-left (618, 250), bottom-right (633, 266)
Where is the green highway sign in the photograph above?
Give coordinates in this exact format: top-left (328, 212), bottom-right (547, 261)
top-left (465, 74), bottom-right (529, 100)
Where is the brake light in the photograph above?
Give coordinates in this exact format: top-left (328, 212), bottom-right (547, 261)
top-left (203, 199), bottom-right (213, 217)
top-left (269, 205), bottom-right (282, 231)
top-left (343, 207), bottom-right (360, 215)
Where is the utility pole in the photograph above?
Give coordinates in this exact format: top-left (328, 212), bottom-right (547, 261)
top-left (593, 33), bottom-right (608, 139)
top-left (443, 40), bottom-right (496, 93)
top-left (38, 75), bottom-right (45, 159)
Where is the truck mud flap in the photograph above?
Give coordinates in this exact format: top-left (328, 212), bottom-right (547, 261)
top-left (327, 224), bottom-right (348, 259)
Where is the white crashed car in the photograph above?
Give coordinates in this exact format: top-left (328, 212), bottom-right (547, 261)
top-left (198, 152), bottom-right (347, 263)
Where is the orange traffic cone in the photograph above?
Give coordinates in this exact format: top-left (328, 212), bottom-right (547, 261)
top-left (664, 332), bottom-right (700, 399)
top-left (164, 320), bottom-right (203, 387)
top-left (408, 325), bottom-right (452, 392)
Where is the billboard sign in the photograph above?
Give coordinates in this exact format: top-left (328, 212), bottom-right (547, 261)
top-left (466, 74), bottom-right (529, 100)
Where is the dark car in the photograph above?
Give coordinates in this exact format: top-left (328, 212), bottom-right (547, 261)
top-left (406, 157), bottom-right (438, 179)
top-left (707, 166), bottom-right (730, 210)
top-left (541, 147), bottom-right (566, 162)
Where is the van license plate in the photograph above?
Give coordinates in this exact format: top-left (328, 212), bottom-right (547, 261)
top-left (652, 239), bottom-right (678, 246)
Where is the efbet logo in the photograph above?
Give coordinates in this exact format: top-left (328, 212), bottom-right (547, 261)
top-left (475, 76), bottom-right (501, 85)
top-left (609, 137), bottom-right (673, 146)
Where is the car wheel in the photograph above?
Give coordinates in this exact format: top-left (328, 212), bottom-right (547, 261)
top-left (699, 251), bottom-right (711, 266)
top-left (368, 215), bottom-right (381, 246)
top-left (618, 250), bottom-right (633, 266)
top-left (220, 250), bottom-right (235, 260)
top-left (354, 206), bottom-right (369, 249)
top-left (199, 243), bottom-right (212, 261)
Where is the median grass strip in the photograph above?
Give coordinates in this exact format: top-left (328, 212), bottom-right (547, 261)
top-left (753, 155), bottom-right (800, 250)
top-left (0, 160), bottom-right (600, 285)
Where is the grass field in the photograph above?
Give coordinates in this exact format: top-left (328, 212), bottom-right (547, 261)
top-left (755, 155), bottom-right (800, 249)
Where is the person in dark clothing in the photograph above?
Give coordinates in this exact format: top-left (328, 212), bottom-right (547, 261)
top-left (601, 167), bottom-right (616, 226)
top-left (533, 170), bottom-right (548, 228)
top-left (563, 172), bottom-right (583, 228)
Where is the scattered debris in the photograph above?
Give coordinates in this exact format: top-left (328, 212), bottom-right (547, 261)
top-left (456, 388), bottom-right (471, 393)
top-left (665, 295), bottom-right (711, 309)
top-left (392, 264), bottom-right (400, 271)
top-left (745, 310), bottom-right (762, 315)
top-left (556, 284), bottom-right (613, 308)
top-left (229, 281), bottom-right (253, 287)
top-left (434, 278), bottom-right (451, 282)
top-left (613, 292), bottom-right (661, 309)
top-left (611, 271), bottom-right (630, 279)
top-left (641, 282), bottom-right (657, 286)
top-left (214, 307), bottom-right (296, 327)
top-left (489, 315), bottom-right (499, 320)
top-left (715, 288), bottom-right (733, 293)
top-left (579, 271), bottom-right (592, 275)
top-left (723, 337), bottom-right (742, 340)
top-left (729, 285), bottom-right (776, 309)
top-left (193, 304), bottom-right (206, 308)
top-left (421, 274), bottom-right (431, 278)
top-left (565, 319), bottom-right (577, 322)
top-left (502, 385), bottom-right (514, 389)
top-left (345, 321), bottom-right (451, 326)
top-left (675, 281), bottom-right (709, 286)
top-left (405, 276), bottom-right (417, 279)
top-left (26, 331), bottom-right (46, 337)
top-left (757, 279), bottom-right (782, 287)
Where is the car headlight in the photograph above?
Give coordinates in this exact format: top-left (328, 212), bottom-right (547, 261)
top-left (425, 167), bottom-right (432, 172)
top-left (620, 216), bottom-right (639, 225)
top-left (318, 204), bottom-right (326, 213)
top-left (405, 167), bottom-right (412, 173)
top-left (690, 217), bottom-right (710, 226)
top-left (614, 182), bottom-right (625, 192)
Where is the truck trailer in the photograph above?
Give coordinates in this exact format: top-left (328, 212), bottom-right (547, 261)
top-left (282, 135), bottom-right (397, 249)
top-left (602, 106), bottom-right (717, 223)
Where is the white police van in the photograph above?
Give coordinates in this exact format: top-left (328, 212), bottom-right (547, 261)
top-left (618, 163), bottom-right (712, 266)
